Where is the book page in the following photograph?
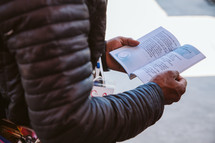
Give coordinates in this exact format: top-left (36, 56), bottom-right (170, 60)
top-left (110, 27), bottom-right (181, 74)
top-left (133, 44), bottom-right (206, 83)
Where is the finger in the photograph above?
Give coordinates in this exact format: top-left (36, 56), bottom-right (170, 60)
top-left (171, 70), bottom-right (180, 79)
top-left (165, 70), bottom-right (179, 79)
top-left (165, 101), bottom-right (173, 105)
top-left (121, 37), bottom-right (139, 46)
top-left (176, 83), bottom-right (187, 96)
top-left (177, 75), bottom-right (187, 87)
top-left (175, 75), bottom-right (187, 96)
top-left (127, 38), bottom-right (140, 46)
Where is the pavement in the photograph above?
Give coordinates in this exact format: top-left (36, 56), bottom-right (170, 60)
top-left (104, 0), bottom-right (215, 143)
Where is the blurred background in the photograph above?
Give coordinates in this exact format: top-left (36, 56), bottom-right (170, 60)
top-left (104, 0), bottom-right (215, 143)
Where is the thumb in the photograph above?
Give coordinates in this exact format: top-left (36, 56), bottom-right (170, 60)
top-left (128, 38), bottom-right (140, 46)
top-left (121, 37), bottom-right (140, 46)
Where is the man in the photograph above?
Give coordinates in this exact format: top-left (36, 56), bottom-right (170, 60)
top-left (0, 0), bottom-right (187, 143)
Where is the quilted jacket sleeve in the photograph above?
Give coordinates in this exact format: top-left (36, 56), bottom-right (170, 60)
top-left (0, 0), bottom-right (164, 143)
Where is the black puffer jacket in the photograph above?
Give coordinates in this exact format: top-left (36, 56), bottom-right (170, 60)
top-left (0, 0), bottom-right (164, 143)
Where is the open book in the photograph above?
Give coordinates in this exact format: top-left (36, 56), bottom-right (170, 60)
top-left (110, 27), bottom-right (206, 83)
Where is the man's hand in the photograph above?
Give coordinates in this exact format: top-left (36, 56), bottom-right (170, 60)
top-left (150, 70), bottom-right (187, 105)
top-left (106, 36), bottom-right (139, 72)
